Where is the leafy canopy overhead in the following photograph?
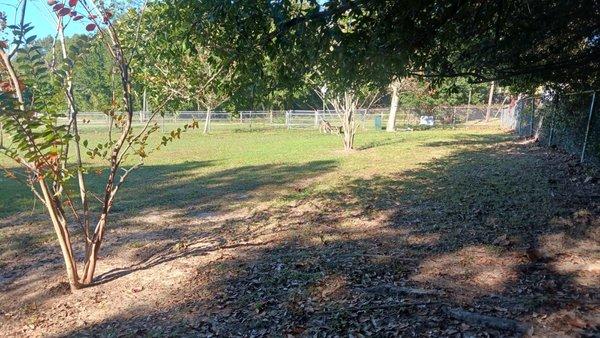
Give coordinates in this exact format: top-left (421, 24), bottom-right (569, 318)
top-left (174, 0), bottom-right (598, 92)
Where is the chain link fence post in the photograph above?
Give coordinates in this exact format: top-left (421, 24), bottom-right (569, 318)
top-left (529, 99), bottom-right (535, 137)
top-left (547, 96), bottom-right (557, 147)
top-left (581, 91), bottom-right (597, 163)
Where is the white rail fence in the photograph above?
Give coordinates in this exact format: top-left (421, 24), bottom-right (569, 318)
top-left (61, 105), bottom-right (502, 131)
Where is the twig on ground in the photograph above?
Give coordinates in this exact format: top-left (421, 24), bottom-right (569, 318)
top-left (314, 300), bottom-right (443, 315)
top-left (358, 284), bottom-right (445, 296)
top-left (446, 308), bottom-right (533, 335)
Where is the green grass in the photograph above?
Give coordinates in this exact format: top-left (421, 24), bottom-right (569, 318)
top-left (4, 122), bottom-right (598, 337)
top-left (0, 125), bottom-right (510, 218)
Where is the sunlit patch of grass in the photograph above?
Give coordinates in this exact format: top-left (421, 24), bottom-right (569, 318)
top-left (411, 246), bottom-right (522, 298)
top-left (127, 241), bottom-right (147, 249)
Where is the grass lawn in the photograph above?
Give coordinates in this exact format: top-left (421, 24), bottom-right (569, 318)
top-left (0, 125), bottom-right (506, 217)
top-left (0, 124), bottom-right (598, 336)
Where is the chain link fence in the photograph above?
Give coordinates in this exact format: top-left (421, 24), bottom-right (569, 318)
top-left (500, 90), bottom-right (598, 163)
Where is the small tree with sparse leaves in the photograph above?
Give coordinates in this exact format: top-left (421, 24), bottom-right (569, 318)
top-left (0, 0), bottom-right (197, 291)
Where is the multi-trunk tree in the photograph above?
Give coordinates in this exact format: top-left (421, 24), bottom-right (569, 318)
top-left (0, 0), bottom-right (197, 291)
top-left (314, 84), bottom-right (382, 150)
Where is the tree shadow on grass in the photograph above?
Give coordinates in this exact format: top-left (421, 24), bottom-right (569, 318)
top-left (357, 135), bottom-right (407, 150)
top-left (0, 160), bottom-right (219, 224)
top-left (422, 132), bottom-right (514, 148)
top-left (93, 159), bottom-right (338, 279)
top-left (0, 176), bottom-right (35, 218)
top-left (0, 159), bottom-right (337, 311)
top-left (119, 160), bottom-right (337, 213)
top-left (58, 138), bottom-right (599, 337)
top-left (357, 131), bottom-right (512, 151)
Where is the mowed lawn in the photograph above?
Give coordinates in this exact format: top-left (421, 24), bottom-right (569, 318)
top-left (0, 125), bottom-right (507, 218)
top-left (1, 124), bottom-right (598, 337)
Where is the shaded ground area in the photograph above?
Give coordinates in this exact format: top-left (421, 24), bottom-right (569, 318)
top-left (0, 129), bottom-right (599, 337)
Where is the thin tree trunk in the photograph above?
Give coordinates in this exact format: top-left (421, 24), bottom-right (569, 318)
top-left (344, 128), bottom-right (355, 150)
top-left (486, 81), bottom-right (495, 122)
top-left (82, 217), bottom-right (106, 284)
top-left (79, 27), bottom-right (136, 285)
top-left (344, 109), bottom-right (355, 151)
top-left (387, 81), bottom-right (399, 132)
top-left (58, 20), bottom-right (91, 254)
top-left (203, 107), bottom-right (212, 134)
top-left (39, 180), bottom-right (81, 290)
top-left (81, 146), bottom-right (123, 284)
top-left (338, 91), bottom-right (356, 151)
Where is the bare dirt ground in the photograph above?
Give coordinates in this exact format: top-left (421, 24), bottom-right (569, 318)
top-left (1, 137), bottom-right (599, 337)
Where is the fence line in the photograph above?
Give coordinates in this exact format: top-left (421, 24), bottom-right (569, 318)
top-left (499, 90), bottom-right (599, 163)
top-left (62, 104), bottom-right (503, 131)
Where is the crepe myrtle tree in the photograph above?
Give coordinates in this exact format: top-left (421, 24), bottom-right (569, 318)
top-left (0, 0), bottom-right (197, 291)
top-left (314, 83), bottom-right (382, 151)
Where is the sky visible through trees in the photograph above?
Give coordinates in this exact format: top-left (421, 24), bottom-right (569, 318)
top-left (0, 0), bottom-right (85, 37)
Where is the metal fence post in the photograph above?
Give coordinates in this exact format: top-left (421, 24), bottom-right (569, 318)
top-left (548, 96), bottom-right (558, 147)
top-left (452, 107), bottom-right (457, 128)
top-left (517, 101), bottom-right (523, 136)
top-left (581, 91), bottom-right (596, 163)
top-left (362, 109), bottom-right (367, 131)
top-left (466, 89), bottom-right (471, 124)
top-left (529, 99), bottom-right (535, 137)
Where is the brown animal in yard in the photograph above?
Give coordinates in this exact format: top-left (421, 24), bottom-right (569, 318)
top-left (319, 119), bottom-right (342, 134)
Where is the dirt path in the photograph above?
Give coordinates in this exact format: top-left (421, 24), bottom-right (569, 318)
top-left (1, 139), bottom-right (599, 337)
